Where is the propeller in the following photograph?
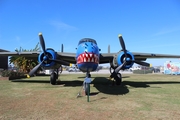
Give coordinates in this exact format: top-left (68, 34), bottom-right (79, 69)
top-left (133, 60), bottom-right (150, 67)
top-left (29, 60), bottom-right (44, 76)
top-left (119, 34), bottom-right (127, 58)
top-left (28, 33), bottom-right (69, 77)
top-left (39, 33), bottom-right (46, 55)
top-left (110, 34), bottom-right (150, 79)
top-left (110, 61), bottom-right (127, 78)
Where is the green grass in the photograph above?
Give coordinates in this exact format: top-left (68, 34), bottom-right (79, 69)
top-left (0, 73), bottom-right (180, 120)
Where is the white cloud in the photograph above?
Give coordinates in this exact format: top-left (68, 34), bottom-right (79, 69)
top-left (153, 27), bottom-right (180, 36)
top-left (50, 21), bottom-right (78, 31)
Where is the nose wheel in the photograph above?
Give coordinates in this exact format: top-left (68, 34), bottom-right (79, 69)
top-left (83, 72), bottom-right (91, 95)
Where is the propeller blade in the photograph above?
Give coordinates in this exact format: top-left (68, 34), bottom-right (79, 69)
top-left (114, 61), bottom-right (127, 73)
top-left (49, 59), bottom-right (70, 66)
top-left (39, 33), bottom-right (46, 54)
top-left (29, 60), bottom-right (44, 76)
top-left (110, 61), bottom-right (127, 78)
top-left (118, 34), bottom-right (127, 57)
top-left (134, 60), bottom-right (150, 67)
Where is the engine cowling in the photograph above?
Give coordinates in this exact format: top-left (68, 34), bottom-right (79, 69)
top-left (38, 48), bottom-right (57, 67)
top-left (113, 51), bottom-right (135, 69)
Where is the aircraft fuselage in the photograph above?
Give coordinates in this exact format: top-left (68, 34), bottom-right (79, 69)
top-left (76, 38), bottom-right (99, 72)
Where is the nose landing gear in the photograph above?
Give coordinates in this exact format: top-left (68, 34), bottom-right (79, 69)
top-left (83, 72), bottom-right (91, 95)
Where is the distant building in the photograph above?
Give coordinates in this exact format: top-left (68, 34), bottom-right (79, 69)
top-left (0, 49), bottom-right (9, 70)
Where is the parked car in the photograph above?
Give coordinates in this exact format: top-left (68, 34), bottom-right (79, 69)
top-left (149, 67), bottom-right (160, 73)
top-left (68, 67), bottom-right (80, 72)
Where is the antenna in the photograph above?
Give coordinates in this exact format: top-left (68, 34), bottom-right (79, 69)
top-left (61, 44), bottom-right (64, 52)
top-left (108, 45), bottom-right (110, 53)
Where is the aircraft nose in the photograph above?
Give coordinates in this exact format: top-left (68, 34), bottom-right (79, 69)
top-left (85, 43), bottom-right (96, 53)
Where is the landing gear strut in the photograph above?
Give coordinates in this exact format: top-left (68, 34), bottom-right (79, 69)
top-left (50, 69), bottom-right (59, 85)
top-left (114, 73), bottom-right (122, 85)
top-left (110, 66), bottom-right (122, 85)
top-left (83, 72), bottom-right (91, 95)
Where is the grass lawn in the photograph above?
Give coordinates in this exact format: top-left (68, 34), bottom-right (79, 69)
top-left (0, 73), bottom-right (180, 120)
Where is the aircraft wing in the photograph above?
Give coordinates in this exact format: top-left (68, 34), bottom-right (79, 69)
top-left (132, 52), bottom-right (180, 59)
top-left (1, 51), bottom-right (179, 63)
top-left (99, 52), bottom-right (180, 64)
top-left (56, 52), bottom-right (76, 64)
top-left (0, 51), bottom-right (77, 64)
top-left (0, 51), bottom-right (40, 57)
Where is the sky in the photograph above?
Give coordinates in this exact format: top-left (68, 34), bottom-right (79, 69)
top-left (0, 0), bottom-right (180, 66)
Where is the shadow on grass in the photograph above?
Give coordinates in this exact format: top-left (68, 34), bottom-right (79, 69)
top-left (11, 79), bottom-right (50, 83)
top-left (92, 77), bottom-right (129, 95)
top-left (78, 76), bottom-right (130, 79)
top-left (11, 79), bottom-right (84, 87)
top-left (123, 81), bottom-right (180, 88)
top-left (57, 80), bottom-right (83, 87)
top-left (10, 77), bottom-right (180, 96)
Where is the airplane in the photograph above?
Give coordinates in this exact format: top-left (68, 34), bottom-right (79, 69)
top-left (0, 33), bottom-right (180, 95)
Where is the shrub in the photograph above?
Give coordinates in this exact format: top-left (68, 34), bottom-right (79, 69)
top-left (0, 70), bottom-right (24, 77)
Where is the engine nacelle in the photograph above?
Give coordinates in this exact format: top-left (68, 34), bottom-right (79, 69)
top-left (113, 51), bottom-right (135, 69)
top-left (38, 48), bottom-right (57, 67)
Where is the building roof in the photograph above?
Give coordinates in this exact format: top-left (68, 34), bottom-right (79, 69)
top-left (0, 49), bottom-right (9, 52)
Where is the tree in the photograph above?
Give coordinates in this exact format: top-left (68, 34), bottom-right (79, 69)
top-left (9, 43), bottom-right (41, 73)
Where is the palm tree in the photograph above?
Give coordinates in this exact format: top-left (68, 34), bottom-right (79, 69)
top-left (9, 43), bottom-right (41, 73)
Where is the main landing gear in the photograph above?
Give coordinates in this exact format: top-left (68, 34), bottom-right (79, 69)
top-left (114, 73), bottom-right (122, 85)
top-left (110, 66), bottom-right (122, 85)
top-left (50, 69), bottom-right (59, 85)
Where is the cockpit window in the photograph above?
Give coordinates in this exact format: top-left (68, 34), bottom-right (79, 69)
top-left (78, 38), bottom-right (97, 45)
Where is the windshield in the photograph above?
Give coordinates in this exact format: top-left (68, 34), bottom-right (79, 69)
top-left (78, 38), bottom-right (97, 45)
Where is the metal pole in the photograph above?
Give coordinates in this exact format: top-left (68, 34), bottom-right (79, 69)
top-left (87, 83), bottom-right (90, 102)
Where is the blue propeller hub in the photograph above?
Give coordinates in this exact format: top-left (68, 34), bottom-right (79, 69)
top-left (43, 56), bottom-right (48, 61)
top-left (116, 51), bottom-right (135, 69)
top-left (38, 49), bottom-right (57, 67)
top-left (126, 57), bottom-right (131, 62)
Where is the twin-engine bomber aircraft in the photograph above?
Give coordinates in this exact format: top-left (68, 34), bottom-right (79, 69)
top-left (1, 33), bottom-right (180, 94)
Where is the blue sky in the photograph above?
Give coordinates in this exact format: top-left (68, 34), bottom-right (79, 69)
top-left (0, 0), bottom-right (180, 66)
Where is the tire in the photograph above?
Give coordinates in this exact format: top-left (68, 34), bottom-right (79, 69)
top-left (115, 73), bottom-right (122, 85)
top-left (50, 72), bottom-right (56, 85)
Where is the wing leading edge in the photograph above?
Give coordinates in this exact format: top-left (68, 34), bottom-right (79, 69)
top-left (99, 52), bottom-right (180, 64)
top-left (0, 51), bottom-right (76, 65)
